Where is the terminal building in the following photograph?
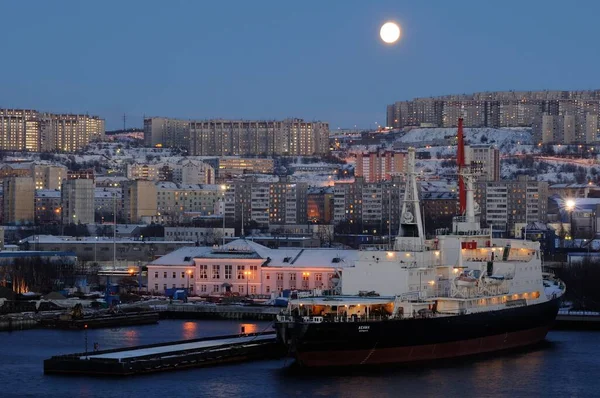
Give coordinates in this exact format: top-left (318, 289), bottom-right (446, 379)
top-left (146, 239), bottom-right (358, 296)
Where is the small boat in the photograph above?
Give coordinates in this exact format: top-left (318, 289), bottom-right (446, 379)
top-left (484, 275), bottom-right (505, 285)
top-left (456, 275), bottom-right (477, 287)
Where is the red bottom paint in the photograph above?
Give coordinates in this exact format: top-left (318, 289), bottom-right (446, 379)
top-left (297, 325), bottom-right (551, 367)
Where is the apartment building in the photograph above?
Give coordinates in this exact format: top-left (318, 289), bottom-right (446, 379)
top-left (307, 187), bottom-right (334, 224)
top-left (123, 180), bottom-right (158, 223)
top-left (387, 91), bottom-right (600, 143)
top-left (145, 117), bottom-right (329, 156)
top-left (354, 150), bottom-right (406, 183)
top-left (476, 176), bottom-right (549, 235)
top-left (143, 117), bottom-right (189, 148)
top-left (127, 160), bottom-right (214, 185)
top-left (35, 190), bottom-right (61, 224)
top-left (3, 177), bottom-right (35, 224)
top-left (333, 178), bottom-right (402, 233)
top-left (0, 109), bottom-right (104, 152)
top-left (156, 182), bottom-right (220, 220)
top-left (269, 181), bottom-right (308, 225)
top-left (217, 157), bottom-right (274, 177)
top-left (61, 171), bottom-right (95, 224)
top-left (464, 145), bottom-right (500, 182)
top-left (31, 164), bottom-right (67, 190)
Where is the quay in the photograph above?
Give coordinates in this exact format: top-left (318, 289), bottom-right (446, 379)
top-left (155, 304), bottom-right (282, 321)
top-left (555, 310), bottom-right (600, 330)
top-left (44, 331), bottom-right (283, 376)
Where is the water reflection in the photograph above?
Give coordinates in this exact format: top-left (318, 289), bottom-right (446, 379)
top-left (122, 329), bottom-right (139, 345)
top-left (182, 321), bottom-right (198, 340)
top-left (240, 323), bottom-right (259, 334)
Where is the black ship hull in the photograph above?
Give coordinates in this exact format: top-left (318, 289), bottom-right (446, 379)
top-left (274, 297), bottom-right (561, 367)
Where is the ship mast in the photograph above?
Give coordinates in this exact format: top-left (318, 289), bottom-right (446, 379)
top-left (453, 118), bottom-right (481, 233)
top-left (395, 148), bottom-right (424, 251)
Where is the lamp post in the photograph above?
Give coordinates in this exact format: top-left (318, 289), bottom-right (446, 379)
top-left (94, 236), bottom-right (98, 264)
top-left (128, 268), bottom-right (135, 293)
top-left (244, 270), bottom-right (251, 296)
top-left (566, 199), bottom-right (576, 240)
top-left (187, 269), bottom-right (193, 294)
top-left (220, 185), bottom-right (227, 246)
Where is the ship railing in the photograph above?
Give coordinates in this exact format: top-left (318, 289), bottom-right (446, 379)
top-left (360, 244), bottom-right (393, 251)
top-left (278, 314), bottom-right (394, 323)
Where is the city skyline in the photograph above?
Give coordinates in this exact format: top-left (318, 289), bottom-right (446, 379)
top-left (2, 1), bottom-right (600, 130)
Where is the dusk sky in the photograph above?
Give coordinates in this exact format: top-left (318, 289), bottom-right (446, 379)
top-left (1, 0), bottom-right (599, 130)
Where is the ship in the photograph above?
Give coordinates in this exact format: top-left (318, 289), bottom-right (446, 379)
top-left (274, 119), bottom-right (566, 367)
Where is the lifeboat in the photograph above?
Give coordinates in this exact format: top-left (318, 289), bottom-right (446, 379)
top-left (456, 275), bottom-right (477, 287)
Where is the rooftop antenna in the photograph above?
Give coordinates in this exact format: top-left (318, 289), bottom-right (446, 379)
top-left (123, 114), bottom-right (126, 131)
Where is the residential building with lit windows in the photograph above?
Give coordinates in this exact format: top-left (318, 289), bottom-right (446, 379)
top-left (3, 176), bottom-right (35, 224)
top-left (35, 189), bottom-right (62, 224)
top-left (61, 171), bottom-right (95, 225)
top-left (476, 175), bottom-right (549, 236)
top-left (464, 144), bottom-right (500, 182)
top-left (217, 157), bottom-right (274, 177)
top-left (0, 108), bottom-right (104, 152)
top-left (387, 91), bottom-right (600, 143)
top-left (146, 239), bottom-right (358, 295)
top-left (31, 164), bottom-right (67, 190)
top-left (156, 182), bottom-right (220, 221)
top-left (145, 117), bottom-right (329, 156)
top-left (355, 150), bottom-right (406, 183)
top-left (122, 180), bottom-right (158, 223)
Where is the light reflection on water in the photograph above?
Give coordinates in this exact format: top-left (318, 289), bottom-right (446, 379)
top-left (182, 321), bottom-right (197, 340)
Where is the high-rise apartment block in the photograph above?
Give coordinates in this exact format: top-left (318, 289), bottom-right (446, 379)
top-left (61, 171), bottom-right (95, 224)
top-left (386, 91), bottom-right (600, 144)
top-left (123, 180), bottom-right (158, 223)
top-left (31, 164), bottom-right (67, 190)
top-left (127, 160), bottom-right (214, 185)
top-left (143, 117), bottom-right (189, 148)
top-left (476, 176), bottom-right (549, 234)
top-left (307, 187), bottom-right (334, 224)
top-left (3, 176), bottom-right (35, 224)
top-left (464, 145), bottom-right (500, 182)
top-left (144, 117), bottom-right (329, 156)
top-left (0, 109), bottom-right (104, 152)
top-left (354, 150), bottom-right (406, 183)
top-left (333, 178), bottom-right (402, 234)
top-left (156, 182), bottom-right (219, 221)
top-left (269, 181), bottom-right (308, 225)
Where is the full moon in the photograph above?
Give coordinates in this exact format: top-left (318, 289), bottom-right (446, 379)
top-left (380, 22), bottom-right (401, 44)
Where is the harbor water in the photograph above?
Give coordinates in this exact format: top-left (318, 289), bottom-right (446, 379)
top-left (0, 320), bottom-right (599, 397)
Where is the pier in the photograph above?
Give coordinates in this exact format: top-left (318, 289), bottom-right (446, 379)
top-left (44, 331), bottom-right (283, 376)
top-left (156, 304), bottom-right (282, 321)
top-left (554, 310), bottom-right (600, 330)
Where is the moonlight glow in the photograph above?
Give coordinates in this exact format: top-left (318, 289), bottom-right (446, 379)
top-left (380, 22), bottom-right (401, 44)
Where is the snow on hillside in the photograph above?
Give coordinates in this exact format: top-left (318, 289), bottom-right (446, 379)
top-left (398, 127), bottom-right (532, 154)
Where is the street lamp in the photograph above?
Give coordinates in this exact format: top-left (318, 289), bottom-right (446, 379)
top-left (187, 269), bottom-right (193, 294)
top-left (220, 185), bottom-right (227, 246)
top-left (565, 199), bottom-right (576, 239)
top-left (244, 270), bottom-right (251, 296)
top-left (128, 268), bottom-right (135, 293)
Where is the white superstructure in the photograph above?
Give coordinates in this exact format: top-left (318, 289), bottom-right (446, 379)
top-left (341, 148), bottom-right (564, 317)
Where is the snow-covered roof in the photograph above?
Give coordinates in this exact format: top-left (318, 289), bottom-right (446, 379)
top-left (193, 239), bottom-right (358, 268)
top-left (36, 190), bottom-right (60, 198)
top-left (19, 235), bottom-right (193, 245)
top-left (148, 246), bottom-right (212, 266)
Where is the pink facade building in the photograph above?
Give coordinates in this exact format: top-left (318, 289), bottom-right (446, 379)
top-left (146, 240), bottom-right (358, 296)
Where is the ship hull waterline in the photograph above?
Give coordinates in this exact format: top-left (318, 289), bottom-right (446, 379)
top-left (275, 296), bottom-right (561, 368)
